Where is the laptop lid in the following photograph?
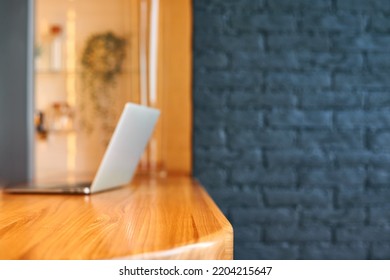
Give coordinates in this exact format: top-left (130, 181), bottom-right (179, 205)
top-left (89, 103), bottom-right (160, 193)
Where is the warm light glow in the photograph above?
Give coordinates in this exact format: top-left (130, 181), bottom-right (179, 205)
top-left (66, 6), bottom-right (76, 177)
top-left (149, 0), bottom-right (159, 106)
top-left (66, 9), bottom-right (76, 106)
top-left (139, 0), bottom-right (148, 106)
top-left (139, 0), bottom-right (149, 172)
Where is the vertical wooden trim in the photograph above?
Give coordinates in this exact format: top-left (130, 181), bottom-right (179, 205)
top-left (128, 0), bottom-right (141, 104)
top-left (160, 0), bottom-right (192, 175)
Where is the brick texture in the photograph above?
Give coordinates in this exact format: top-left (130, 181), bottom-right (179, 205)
top-left (193, 0), bottom-right (390, 259)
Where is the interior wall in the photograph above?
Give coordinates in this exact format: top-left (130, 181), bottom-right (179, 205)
top-left (0, 0), bottom-right (32, 185)
top-left (193, 0), bottom-right (390, 259)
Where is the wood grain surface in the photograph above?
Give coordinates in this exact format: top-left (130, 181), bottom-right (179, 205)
top-left (0, 176), bottom-right (233, 260)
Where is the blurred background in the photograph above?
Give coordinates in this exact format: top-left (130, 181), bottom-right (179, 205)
top-left (1, 0), bottom-right (191, 186)
top-left (33, 0), bottom-right (138, 182)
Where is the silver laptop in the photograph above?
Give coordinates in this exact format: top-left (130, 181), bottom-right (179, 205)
top-left (5, 102), bottom-right (160, 194)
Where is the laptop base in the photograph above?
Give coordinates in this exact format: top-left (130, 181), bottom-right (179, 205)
top-left (5, 183), bottom-right (91, 194)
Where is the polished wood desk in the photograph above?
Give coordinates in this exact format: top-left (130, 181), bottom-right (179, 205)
top-left (0, 176), bottom-right (233, 259)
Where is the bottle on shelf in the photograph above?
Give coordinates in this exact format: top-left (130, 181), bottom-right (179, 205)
top-left (49, 25), bottom-right (63, 72)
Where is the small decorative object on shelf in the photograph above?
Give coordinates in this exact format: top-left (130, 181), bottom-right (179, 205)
top-left (46, 102), bottom-right (75, 133)
top-left (35, 111), bottom-right (48, 140)
top-left (78, 31), bottom-right (127, 144)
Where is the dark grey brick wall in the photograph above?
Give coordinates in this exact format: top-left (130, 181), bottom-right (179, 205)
top-left (193, 0), bottom-right (390, 259)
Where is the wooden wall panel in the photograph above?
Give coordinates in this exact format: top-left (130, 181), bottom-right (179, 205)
top-left (160, 0), bottom-right (192, 175)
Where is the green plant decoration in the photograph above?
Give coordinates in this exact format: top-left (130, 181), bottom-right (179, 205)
top-left (79, 31), bottom-right (126, 142)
